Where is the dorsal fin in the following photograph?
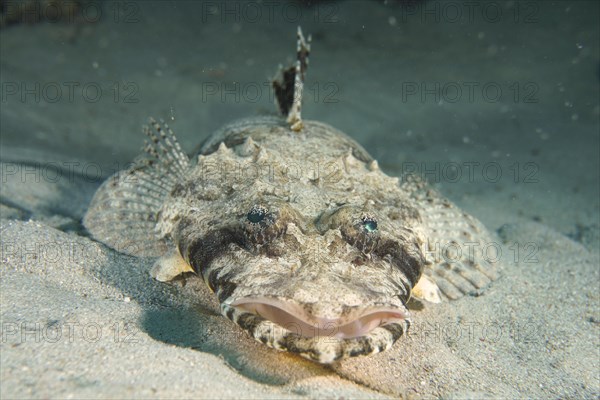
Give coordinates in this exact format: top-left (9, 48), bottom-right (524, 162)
top-left (401, 179), bottom-right (499, 301)
top-left (272, 26), bottom-right (311, 132)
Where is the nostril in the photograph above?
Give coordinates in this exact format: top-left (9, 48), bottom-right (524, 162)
top-left (314, 218), bottom-right (329, 235)
top-left (314, 208), bottom-right (339, 234)
top-left (352, 256), bottom-right (366, 266)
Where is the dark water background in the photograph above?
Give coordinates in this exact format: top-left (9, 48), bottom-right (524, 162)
top-left (1, 0), bottom-right (599, 241)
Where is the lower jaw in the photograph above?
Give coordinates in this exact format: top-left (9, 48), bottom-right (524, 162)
top-left (265, 319), bottom-right (409, 363)
top-left (222, 305), bottom-right (410, 363)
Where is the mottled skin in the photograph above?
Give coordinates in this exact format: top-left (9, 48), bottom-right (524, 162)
top-left (84, 30), bottom-right (497, 364)
top-left (162, 117), bottom-right (424, 362)
top-left (85, 115), bottom-right (497, 363)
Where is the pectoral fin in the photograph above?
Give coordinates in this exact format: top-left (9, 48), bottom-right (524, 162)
top-left (83, 118), bottom-right (190, 257)
top-left (150, 248), bottom-right (194, 282)
top-left (412, 274), bottom-right (442, 303)
top-left (401, 177), bottom-right (499, 301)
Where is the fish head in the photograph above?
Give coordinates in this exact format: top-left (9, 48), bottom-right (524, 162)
top-left (178, 191), bottom-right (426, 363)
top-left (170, 124), bottom-right (426, 363)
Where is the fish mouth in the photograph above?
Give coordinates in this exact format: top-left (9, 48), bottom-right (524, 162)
top-left (226, 297), bottom-right (408, 339)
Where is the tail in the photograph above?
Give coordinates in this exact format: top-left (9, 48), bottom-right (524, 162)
top-left (83, 118), bottom-right (190, 257)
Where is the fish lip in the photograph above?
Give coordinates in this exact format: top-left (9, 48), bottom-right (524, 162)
top-left (225, 297), bottom-right (409, 339)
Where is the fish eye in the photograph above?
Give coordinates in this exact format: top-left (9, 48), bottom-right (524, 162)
top-left (247, 205), bottom-right (268, 224)
top-left (243, 204), bottom-right (287, 246)
top-left (361, 216), bottom-right (378, 233)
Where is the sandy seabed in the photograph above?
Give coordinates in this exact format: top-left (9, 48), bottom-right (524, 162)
top-left (1, 1), bottom-right (599, 398)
